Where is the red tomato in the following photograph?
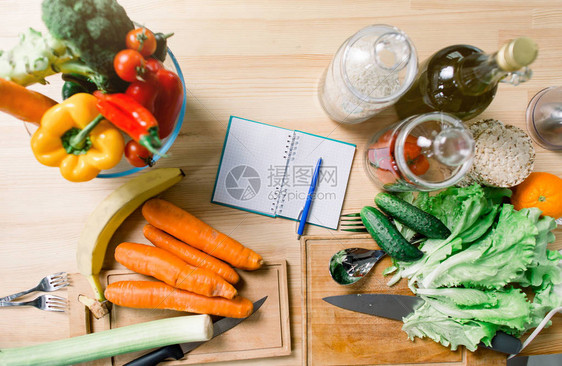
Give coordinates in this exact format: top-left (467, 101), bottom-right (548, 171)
top-left (114, 49), bottom-right (146, 82)
top-left (403, 141), bottom-right (422, 162)
top-left (124, 140), bottom-right (154, 167)
top-left (407, 154), bottom-right (430, 176)
top-left (126, 28), bottom-right (157, 57)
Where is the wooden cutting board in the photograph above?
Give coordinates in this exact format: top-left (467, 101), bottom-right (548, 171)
top-left (68, 261), bottom-right (290, 365)
top-left (301, 235), bottom-right (561, 365)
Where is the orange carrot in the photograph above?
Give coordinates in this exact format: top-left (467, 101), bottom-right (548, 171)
top-left (144, 224), bottom-right (240, 284)
top-left (0, 78), bottom-right (57, 124)
top-left (105, 280), bottom-right (253, 318)
top-left (115, 242), bottom-right (237, 299)
top-left (142, 199), bottom-right (263, 270)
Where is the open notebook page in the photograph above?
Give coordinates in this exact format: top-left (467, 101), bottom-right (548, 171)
top-left (212, 117), bottom-right (292, 216)
top-left (276, 131), bottom-right (356, 229)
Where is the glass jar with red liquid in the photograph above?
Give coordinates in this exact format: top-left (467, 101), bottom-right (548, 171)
top-left (364, 112), bottom-right (474, 192)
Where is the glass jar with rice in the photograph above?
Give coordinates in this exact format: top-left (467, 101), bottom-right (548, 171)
top-left (319, 24), bottom-right (418, 124)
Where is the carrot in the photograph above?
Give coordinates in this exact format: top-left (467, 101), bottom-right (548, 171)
top-left (115, 242), bottom-right (237, 299)
top-left (144, 224), bottom-right (240, 284)
top-left (142, 199), bottom-right (263, 270)
top-left (0, 78), bottom-right (57, 124)
top-left (105, 280), bottom-right (253, 318)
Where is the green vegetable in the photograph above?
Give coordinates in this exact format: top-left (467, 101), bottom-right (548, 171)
top-left (0, 314), bottom-right (213, 366)
top-left (360, 206), bottom-right (423, 262)
top-left (402, 302), bottom-right (498, 352)
top-left (62, 73), bottom-right (99, 93)
top-left (41, 0), bottom-right (135, 92)
top-left (0, 28), bottom-right (99, 86)
top-left (417, 287), bottom-right (531, 331)
top-left (62, 81), bottom-right (87, 99)
top-left (153, 32), bottom-right (174, 62)
top-left (421, 204), bottom-right (538, 290)
top-left (384, 184), bottom-right (561, 352)
top-left (375, 192), bottom-right (451, 239)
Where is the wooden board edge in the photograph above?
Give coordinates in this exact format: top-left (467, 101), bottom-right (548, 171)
top-left (300, 236), bottom-right (309, 366)
top-left (278, 260), bottom-right (292, 356)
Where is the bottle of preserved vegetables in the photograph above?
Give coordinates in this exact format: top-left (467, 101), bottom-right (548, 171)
top-left (394, 37), bottom-right (538, 121)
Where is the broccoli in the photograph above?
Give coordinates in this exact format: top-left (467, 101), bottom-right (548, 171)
top-left (0, 28), bottom-right (99, 86)
top-left (42, 0), bottom-right (135, 91)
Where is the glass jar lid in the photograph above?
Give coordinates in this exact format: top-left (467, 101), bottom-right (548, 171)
top-left (341, 24), bottom-right (418, 103)
top-left (395, 112), bottom-right (474, 189)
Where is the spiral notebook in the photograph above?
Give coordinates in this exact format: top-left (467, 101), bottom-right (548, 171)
top-left (211, 116), bottom-right (356, 229)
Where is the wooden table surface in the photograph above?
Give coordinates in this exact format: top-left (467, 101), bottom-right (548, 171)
top-left (1, 1), bottom-right (561, 365)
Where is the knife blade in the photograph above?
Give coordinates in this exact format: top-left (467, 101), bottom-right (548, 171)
top-left (125, 296), bottom-right (268, 366)
top-left (323, 294), bottom-right (522, 355)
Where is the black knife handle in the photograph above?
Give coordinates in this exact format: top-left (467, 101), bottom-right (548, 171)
top-left (124, 344), bottom-right (183, 366)
top-left (480, 331), bottom-right (522, 354)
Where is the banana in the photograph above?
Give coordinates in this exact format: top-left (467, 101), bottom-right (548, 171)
top-left (77, 167), bottom-right (184, 300)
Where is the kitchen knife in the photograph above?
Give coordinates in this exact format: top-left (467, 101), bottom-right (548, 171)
top-left (125, 296), bottom-right (268, 366)
top-left (323, 294), bottom-right (522, 355)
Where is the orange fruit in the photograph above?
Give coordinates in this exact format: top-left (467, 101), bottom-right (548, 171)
top-left (511, 172), bottom-right (562, 218)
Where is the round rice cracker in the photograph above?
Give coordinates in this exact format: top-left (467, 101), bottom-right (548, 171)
top-left (457, 119), bottom-right (504, 187)
top-left (471, 124), bottom-right (535, 188)
top-left (465, 118), bottom-right (504, 140)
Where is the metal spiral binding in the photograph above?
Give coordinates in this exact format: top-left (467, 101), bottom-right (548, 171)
top-left (270, 133), bottom-right (295, 214)
top-left (276, 133), bottom-right (299, 215)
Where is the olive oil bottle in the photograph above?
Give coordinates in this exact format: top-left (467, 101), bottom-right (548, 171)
top-left (395, 37), bottom-right (538, 121)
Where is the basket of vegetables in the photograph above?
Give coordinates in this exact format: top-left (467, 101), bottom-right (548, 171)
top-left (0, 0), bottom-right (186, 182)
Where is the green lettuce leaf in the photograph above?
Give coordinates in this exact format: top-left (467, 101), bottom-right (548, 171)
top-left (515, 210), bottom-right (559, 288)
top-left (422, 204), bottom-right (537, 289)
top-left (417, 287), bottom-right (531, 331)
top-left (402, 302), bottom-right (498, 351)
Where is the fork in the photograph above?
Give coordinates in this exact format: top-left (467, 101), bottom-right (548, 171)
top-left (0, 294), bottom-right (68, 312)
top-left (0, 272), bottom-right (69, 302)
top-left (340, 213), bottom-right (367, 232)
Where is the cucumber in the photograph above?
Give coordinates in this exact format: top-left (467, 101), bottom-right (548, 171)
top-left (375, 192), bottom-right (451, 239)
top-left (360, 206), bottom-right (423, 262)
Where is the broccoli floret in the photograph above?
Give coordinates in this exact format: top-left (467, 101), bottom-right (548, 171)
top-left (42, 0), bottom-right (134, 92)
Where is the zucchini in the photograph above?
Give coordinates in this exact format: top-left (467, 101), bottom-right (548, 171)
top-left (375, 192), bottom-right (451, 239)
top-left (360, 206), bottom-right (423, 262)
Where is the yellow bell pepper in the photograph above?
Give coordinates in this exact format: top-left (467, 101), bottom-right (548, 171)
top-left (30, 93), bottom-right (124, 182)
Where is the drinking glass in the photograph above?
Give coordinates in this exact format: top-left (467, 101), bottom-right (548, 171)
top-left (526, 86), bottom-right (562, 150)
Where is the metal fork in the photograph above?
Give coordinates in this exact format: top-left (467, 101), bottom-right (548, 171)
top-left (0, 272), bottom-right (69, 302)
top-left (0, 294), bottom-right (68, 312)
top-left (340, 213), bottom-right (367, 232)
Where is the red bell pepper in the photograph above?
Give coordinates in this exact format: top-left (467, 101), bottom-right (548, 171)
top-left (153, 68), bottom-right (184, 139)
top-left (126, 79), bottom-right (159, 112)
top-left (125, 59), bottom-right (183, 139)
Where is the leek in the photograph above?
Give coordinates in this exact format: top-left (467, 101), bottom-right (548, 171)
top-left (0, 314), bottom-right (212, 366)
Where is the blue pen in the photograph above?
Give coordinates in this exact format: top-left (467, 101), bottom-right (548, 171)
top-left (297, 157), bottom-right (322, 239)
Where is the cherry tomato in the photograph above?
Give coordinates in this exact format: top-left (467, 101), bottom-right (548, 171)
top-left (124, 140), bottom-right (154, 167)
top-left (114, 49), bottom-right (146, 82)
top-left (126, 28), bottom-right (157, 57)
top-left (407, 154), bottom-right (430, 176)
top-left (403, 141), bottom-right (422, 162)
